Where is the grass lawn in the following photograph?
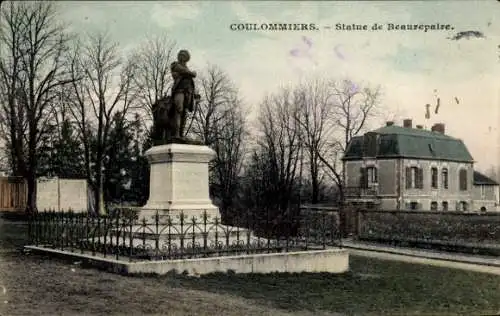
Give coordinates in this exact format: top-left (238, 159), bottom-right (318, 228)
top-left (1, 214), bottom-right (500, 315)
top-left (172, 257), bottom-right (500, 315)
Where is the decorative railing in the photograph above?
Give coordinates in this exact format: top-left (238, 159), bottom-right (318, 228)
top-left (27, 208), bottom-right (342, 262)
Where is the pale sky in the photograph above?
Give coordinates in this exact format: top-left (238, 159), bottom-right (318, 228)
top-left (58, 1), bottom-right (500, 172)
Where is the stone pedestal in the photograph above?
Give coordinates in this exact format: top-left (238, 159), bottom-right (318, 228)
top-left (139, 143), bottom-right (220, 222)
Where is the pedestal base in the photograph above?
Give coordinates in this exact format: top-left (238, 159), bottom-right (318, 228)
top-left (139, 207), bottom-right (220, 223)
top-left (139, 143), bottom-right (221, 222)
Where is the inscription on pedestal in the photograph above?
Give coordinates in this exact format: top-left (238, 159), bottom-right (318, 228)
top-left (172, 163), bottom-right (208, 201)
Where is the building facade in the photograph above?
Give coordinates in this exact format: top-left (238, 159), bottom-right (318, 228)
top-left (342, 119), bottom-right (499, 212)
top-left (472, 171), bottom-right (499, 211)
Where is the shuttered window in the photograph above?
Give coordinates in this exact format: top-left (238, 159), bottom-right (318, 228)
top-left (359, 167), bottom-right (368, 188)
top-left (431, 167), bottom-right (438, 189)
top-left (459, 169), bottom-right (468, 191)
top-left (417, 168), bottom-right (424, 189)
top-left (442, 168), bottom-right (448, 189)
top-left (367, 166), bottom-right (377, 184)
top-left (405, 167), bottom-right (411, 189)
top-left (406, 166), bottom-right (423, 189)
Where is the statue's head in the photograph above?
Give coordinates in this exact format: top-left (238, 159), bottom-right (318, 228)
top-left (178, 50), bottom-right (190, 62)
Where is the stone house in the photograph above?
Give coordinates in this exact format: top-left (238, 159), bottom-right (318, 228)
top-left (472, 171), bottom-right (499, 211)
top-left (342, 119), bottom-right (499, 212)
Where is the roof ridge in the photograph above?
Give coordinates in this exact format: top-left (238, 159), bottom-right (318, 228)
top-left (373, 125), bottom-right (456, 140)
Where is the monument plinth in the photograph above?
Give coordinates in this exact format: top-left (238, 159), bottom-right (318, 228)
top-left (140, 143), bottom-right (220, 221)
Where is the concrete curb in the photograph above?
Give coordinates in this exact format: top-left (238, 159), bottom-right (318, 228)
top-left (24, 245), bottom-right (350, 276)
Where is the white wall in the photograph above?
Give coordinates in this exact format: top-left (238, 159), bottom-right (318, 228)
top-left (37, 178), bottom-right (88, 212)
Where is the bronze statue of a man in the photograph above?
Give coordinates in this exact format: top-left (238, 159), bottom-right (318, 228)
top-left (151, 49), bottom-right (201, 145)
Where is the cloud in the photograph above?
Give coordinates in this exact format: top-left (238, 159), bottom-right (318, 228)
top-left (150, 2), bottom-right (201, 28)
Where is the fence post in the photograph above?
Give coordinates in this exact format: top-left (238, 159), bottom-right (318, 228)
top-left (103, 215), bottom-right (107, 258)
top-left (115, 213), bottom-right (120, 260)
top-left (155, 210), bottom-right (159, 259)
top-left (322, 212), bottom-right (326, 249)
top-left (129, 214), bottom-right (133, 262)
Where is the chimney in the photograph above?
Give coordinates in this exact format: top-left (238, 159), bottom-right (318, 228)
top-left (431, 123), bottom-right (445, 134)
top-left (386, 121), bottom-right (394, 127)
top-left (416, 125), bottom-right (423, 129)
top-left (403, 119), bottom-right (412, 128)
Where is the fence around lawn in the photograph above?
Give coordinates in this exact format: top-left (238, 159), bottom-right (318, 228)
top-left (27, 208), bottom-right (342, 261)
top-left (357, 209), bottom-right (500, 255)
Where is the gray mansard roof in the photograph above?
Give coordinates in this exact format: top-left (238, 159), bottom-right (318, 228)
top-left (343, 125), bottom-right (474, 162)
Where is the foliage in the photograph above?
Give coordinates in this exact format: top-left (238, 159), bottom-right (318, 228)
top-left (359, 210), bottom-right (500, 245)
top-left (37, 119), bottom-right (86, 178)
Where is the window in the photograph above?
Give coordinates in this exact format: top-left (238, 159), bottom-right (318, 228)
top-left (480, 206), bottom-right (487, 212)
top-left (409, 202), bottom-right (419, 210)
top-left (441, 168), bottom-right (448, 189)
top-left (480, 186), bottom-right (485, 198)
top-left (406, 167), bottom-right (423, 189)
top-left (442, 201), bottom-right (449, 211)
top-left (360, 166), bottom-right (377, 188)
top-left (461, 201), bottom-right (468, 212)
top-left (367, 167), bottom-right (378, 185)
top-left (459, 169), bottom-right (468, 191)
top-left (430, 201), bottom-right (438, 211)
top-left (431, 167), bottom-right (438, 189)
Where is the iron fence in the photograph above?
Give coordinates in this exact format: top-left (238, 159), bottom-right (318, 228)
top-left (28, 208), bottom-right (342, 261)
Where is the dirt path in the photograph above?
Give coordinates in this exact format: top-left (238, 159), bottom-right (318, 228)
top-left (349, 248), bottom-right (500, 275)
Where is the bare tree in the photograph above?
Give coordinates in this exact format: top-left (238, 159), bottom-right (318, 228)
top-left (0, 2), bottom-right (76, 212)
top-left (66, 31), bottom-right (137, 214)
top-left (318, 79), bottom-right (381, 204)
top-left (188, 65), bottom-right (235, 143)
top-left (0, 1), bottom-right (29, 177)
top-left (187, 65), bottom-right (248, 219)
top-left (293, 79), bottom-right (335, 204)
top-left (252, 88), bottom-right (303, 214)
top-left (66, 39), bottom-right (95, 196)
top-left (131, 35), bottom-right (176, 127)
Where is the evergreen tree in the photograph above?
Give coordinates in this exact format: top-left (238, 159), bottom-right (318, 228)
top-left (103, 112), bottom-right (134, 204)
top-left (37, 119), bottom-right (85, 179)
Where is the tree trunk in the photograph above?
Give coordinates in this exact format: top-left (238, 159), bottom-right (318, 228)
top-left (311, 167), bottom-right (319, 204)
top-left (26, 111), bottom-right (38, 213)
top-left (337, 184), bottom-right (349, 238)
top-left (26, 172), bottom-right (37, 213)
top-left (26, 140), bottom-right (37, 213)
top-left (99, 178), bottom-right (105, 215)
top-left (94, 162), bottom-right (106, 216)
